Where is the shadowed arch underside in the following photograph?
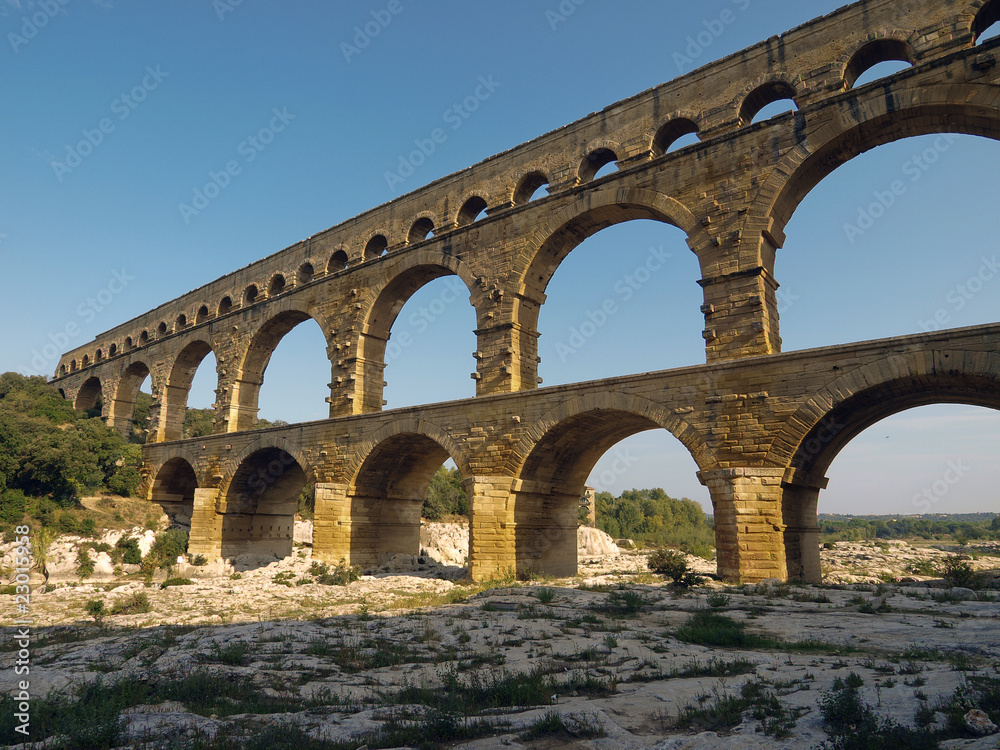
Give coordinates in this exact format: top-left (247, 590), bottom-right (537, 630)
top-left (162, 340), bottom-right (214, 442)
top-left (343, 431), bottom-right (458, 567)
top-left (111, 362), bottom-right (154, 438)
top-left (785, 370), bottom-right (1000, 487)
top-left (220, 447), bottom-right (306, 563)
top-left (149, 457), bottom-right (198, 530)
top-left (974, 0), bottom-right (1000, 42)
top-left (75, 377), bottom-right (102, 413)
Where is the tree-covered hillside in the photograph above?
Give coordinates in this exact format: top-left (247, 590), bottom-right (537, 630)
top-left (595, 488), bottom-right (714, 556)
top-left (0, 372), bottom-right (142, 528)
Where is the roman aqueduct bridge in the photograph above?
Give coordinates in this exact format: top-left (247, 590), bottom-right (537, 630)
top-left (50, 0), bottom-right (1000, 582)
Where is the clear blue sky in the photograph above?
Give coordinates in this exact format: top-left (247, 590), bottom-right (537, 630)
top-left (2, 1), bottom-right (998, 516)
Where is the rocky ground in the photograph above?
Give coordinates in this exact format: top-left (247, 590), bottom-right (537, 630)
top-left (2, 525), bottom-right (999, 749)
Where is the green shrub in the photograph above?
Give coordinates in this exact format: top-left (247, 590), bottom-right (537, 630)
top-left (596, 588), bottom-right (653, 616)
top-left (109, 591), bottom-right (151, 616)
top-left (204, 642), bottom-right (250, 666)
top-left (675, 611), bottom-right (762, 648)
top-left (116, 536), bottom-right (142, 565)
top-left (106, 466), bottom-right (141, 497)
top-left (56, 512), bottom-right (80, 534)
top-left (75, 548), bottom-right (95, 578)
top-left (316, 561), bottom-right (361, 586)
top-left (535, 587), bottom-right (556, 604)
top-left (706, 591), bottom-right (731, 609)
top-left (819, 679), bottom-right (937, 749)
top-left (422, 465), bottom-right (468, 520)
top-left (296, 484), bottom-right (314, 519)
top-left (648, 548), bottom-right (702, 587)
top-left (907, 560), bottom-right (938, 577)
top-left (145, 529), bottom-right (189, 570)
top-left (309, 561), bottom-right (328, 577)
top-left (520, 711), bottom-right (606, 741)
top-left (0, 488), bottom-right (29, 525)
top-left (84, 599), bottom-right (105, 624)
top-left (161, 578), bottom-right (194, 588)
top-left (942, 556), bottom-right (978, 589)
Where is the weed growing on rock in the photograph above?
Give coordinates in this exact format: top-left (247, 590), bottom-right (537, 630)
top-left (819, 677), bottom-right (938, 749)
top-left (520, 710), bottom-right (606, 741)
top-left (534, 587), bottom-right (556, 604)
top-left (706, 591), bottom-right (731, 608)
top-left (942, 556), bottom-right (979, 589)
top-left (677, 679), bottom-right (804, 738)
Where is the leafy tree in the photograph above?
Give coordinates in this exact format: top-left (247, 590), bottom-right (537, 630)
top-left (648, 548), bottom-right (702, 587)
top-left (183, 405), bottom-right (215, 439)
top-left (422, 466), bottom-right (467, 520)
top-left (0, 373), bottom-right (78, 424)
top-left (116, 536), bottom-right (142, 565)
top-left (596, 487), bottom-right (714, 555)
top-left (126, 391), bottom-right (152, 444)
top-left (145, 529), bottom-right (189, 570)
top-left (0, 373), bottom-right (143, 511)
top-left (297, 484), bottom-right (314, 519)
top-left (0, 489), bottom-right (28, 525)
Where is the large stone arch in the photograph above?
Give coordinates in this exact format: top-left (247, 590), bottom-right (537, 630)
top-left (971, 0), bottom-right (1000, 42)
top-left (736, 81), bottom-right (1000, 365)
top-left (148, 456), bottom-right (199, 531)
top-left (834, 34), bottom-right (919, 91)
top-left (735, 73), bottom-right (803, 127)
top-left (351, 250), bottom-right (479, 413)
top-left (345, 417), bottom-right (472, 484)
top-left (217, 434), bottom-right (314, 502)
top-left (73, 376), bottom-right (104, 414)
top-left (770, 349), bottom-right (1000, 581)
top-left (507, 391), bottom-right (710, 577)
top-left (746, 82), bottom-right (1000, 262)
top-left (161, 338), bottom-right (216, 442)
top-left (108, 359), bottom-right (160, 443)
top-left (228, 300), bottom-right (333, 431)
top-left (320, 417), bottom-right (471, 567)
top-left (515, 187), bottom-right (701, 314)
top-left (216, 437), bottom-right (313, 562)
top-left (510, 390), bottom-right (711, 481)
top-left (771, 349), bottom-right (1000, 483)
top-left (502, 188), bottom-right (702, 393)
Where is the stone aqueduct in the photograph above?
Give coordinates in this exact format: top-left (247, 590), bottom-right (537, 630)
top-left (50, 0), bottom-right (1000, 582)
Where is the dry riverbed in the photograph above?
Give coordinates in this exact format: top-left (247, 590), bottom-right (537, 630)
top-left (2, 532), bottom-right (1000, 749)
